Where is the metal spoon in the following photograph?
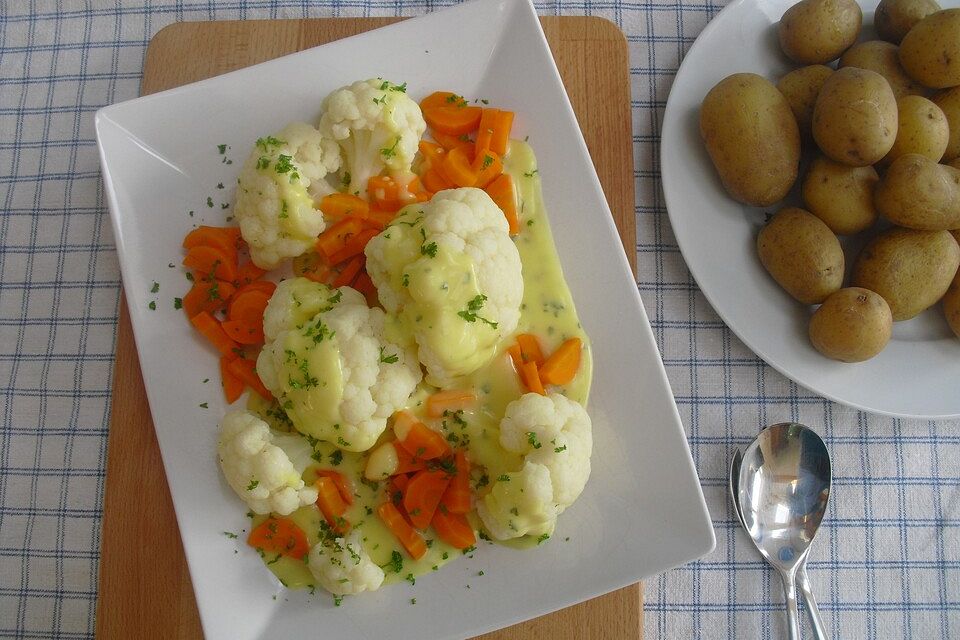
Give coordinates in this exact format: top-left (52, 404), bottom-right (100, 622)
top-left (732, 423), bottom-right (831, 640)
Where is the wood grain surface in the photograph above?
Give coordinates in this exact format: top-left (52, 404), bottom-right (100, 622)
top-left (95, 16), bottom-right (637, 640)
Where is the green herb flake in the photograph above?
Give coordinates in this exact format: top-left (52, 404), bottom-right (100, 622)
top-left (199, 402), bottom-right (208, 409)
top-left (150, 281), bottom-right (159, 293)
top-left (206, 196), bottom-right (214, 208)
top-left (497, 474), bottom-right (510, 482)
top-left (217, 182), bottom-right (224, 189)
top-left (217, 144), bottom-right (227, 155)
top-left (173, 297), bottom-right (182, 310)
top-left (554, 444), bottom-right (567, 453)
top-left (330, 450), bottom-right (344, 466)
top-left (537, 533), bottom-right (550, 545)
top-left (458, 294), bottom-right (497, 328)
top-left (526, 431), bottom-right (542, 450)
top-left (379, 346), bottom-right (399, 364)
top-left (148, 300), bottom-right (156, 310)
top-left (223, 531), bottom-right (238, 539)
top-left (247, 479), bottom-right (259, 490)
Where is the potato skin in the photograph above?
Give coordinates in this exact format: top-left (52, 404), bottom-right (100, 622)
top-left (881, 95), bottom-right (949, 165)
top-left (838, 40), bottom-right (927, 98)
top-left (900, 9), bottom-right (960, 89)
top-left (945, 270), bottom-right (960, 337)
top-left (777, 65), bottom-right (835, 136)
top-left (851, 227), bottom-right (960, 320)
top-left (812, 67), bottom-right (899, 166)
top-left (802, 156), bottom-right (879, 235)
top-left (778, 0), bottom-right (862, 64)
top-left (875, 154), bottom-right (960, 230)
top-left (757, 207), bottom-right (845, 304)
top-left (809, 288), bottom-right (893, 361)
top-left (700, 73), bottom-right (801, 206)
top-left (876, 0), bottom-right (941, 44)
top-left (932, 87), bottom-right (960, 161)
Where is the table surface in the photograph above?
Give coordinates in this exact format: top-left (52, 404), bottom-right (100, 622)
top-left (2, 2), bottom-right (959, 640)
top-left (94, 14), bottom-right (639, 639)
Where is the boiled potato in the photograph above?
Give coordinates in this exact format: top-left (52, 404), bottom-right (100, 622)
top-left (778, 0), bottom-right (862, 64)
top-left (812, 67), bottom-right (899, 166)
top-left (932, 87), bottom-right (960, 161)
top-left (838, 41), bottom-right (926, 98)
top-left (777, 66), bottom-right (835, 137)
top-left (809, 288), bottom-right (893, 361)
top-left (945, 271), bottom-right (960, 337)
top-left (881, 95), bottom-right (949, 165)
top-left (802, 156), bottom-right (879, 234)
top-left (851, 227), bottom-right (960, 320)
top-left (757, 207), bottom-right (844, 304)
top-left (876, 0), bottom-right (941, 44)
top-left (875, 154), bottom-right (960, 230)
top-left (900, 9), bottom-right (960, 89)
top-left (700, 74), bottom-right (801, 206)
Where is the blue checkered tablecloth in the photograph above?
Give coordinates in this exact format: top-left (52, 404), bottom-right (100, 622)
top-left (1, 1), bottom-right (958, 638)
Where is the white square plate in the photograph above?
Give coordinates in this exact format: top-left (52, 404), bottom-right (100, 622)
top-left (95, 0), bottom-right (714, 637)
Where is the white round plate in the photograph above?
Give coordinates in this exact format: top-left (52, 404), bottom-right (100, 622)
top-left (661, 0), bottom-right (960, 419)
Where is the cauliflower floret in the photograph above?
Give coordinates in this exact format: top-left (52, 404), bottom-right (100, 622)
top-left (364, 188), bottom-right (523, 386)
top-left (235, 122), bottom-right (342, 269)
top-left (318, 78), bottom-right (426, 195)
top-left (217, 409), bottom-right (318, 515)
top-left (256, 278), bottom-right (421, 452)
top-left (476, 461), bottom-right (557, 540)
top-left (477, 393), bottom-right (593, 540)
top-left (307, 530), bottom-right (384, 596)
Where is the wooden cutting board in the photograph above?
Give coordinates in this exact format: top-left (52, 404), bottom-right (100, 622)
top-left (95, 16), bottom-right (638, 639)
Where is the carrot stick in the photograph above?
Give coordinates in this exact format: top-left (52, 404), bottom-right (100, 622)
top-left (220, 356), bottom-right (245, 404)
top-left (235, 262), bottom-right (266, 287)
top-left (521, 360), bottom-right (546, 395)
top-left (183, 245), bottom-right (238, 282)
top-left (485, 173), bottom-right (520, 235)
top-left (474, 108), bottom-right (499, 156)
top-left (442, 145), bottom-right (478, 188)
top-left (391, 473), bottom-right (411, 494)
top-left (394, 444), bottom-right (429, 475)
top-left (292, 251), bottom-right (333, 284)
top-left (316, 217), bottom-right (365, 261)
top-left (516, 334), bottom-right (544, 366)
top-left (356, 207), bottom-right (396, 231)
top-left (430, 129), bottom-right (473, 151)
top-left (539, 337), bottom-right (583, 386)
top-left (403, 469), bottom-right (451, 529)
top-left (226, 357), bottom-right (272, 400)
top-left (439, 450), bottom-right (472, 514)
top-left (316, 469), bottom-right (355, 506)
top-left (393, 412), bottom-right (451, 460)
top-left (426, 389), bottom-right (476, 417)
top-left (431, 508), bottom-right (476, 550)
top-left (189, 311), bottom-right (239, 357)
top-left (247, 516), bottom-right (310, 560)
top-left (234, 280), bottom-right (276, 298)
top-left (489, 110), bottom-right (515, 156)
top-left (331, 255), bottom-right (364, 288)
top-left (316, 476), bottom-right (350, 534)
top-left (377, 502), bottom-right (427, 559)
top-left (422, 168), bottom-right (454, 193)
top-left (472, 150), bottom-right (503, 189)
top-left (419, 140), bottom-right (447, 169)
top-left (182, 279), bottom-right (235, 318)
top-left (326, 228), bottom-right (379, 266)
top-left (319, 193), bottom-right (369, 221)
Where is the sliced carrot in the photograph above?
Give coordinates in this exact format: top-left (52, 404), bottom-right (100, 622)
top-left (319, 193), bottom-right (369, 221)
top-left (431, 508), bottom-right (476, 550)
top-left (377, 502), bottom-right (427, 560)
top-left (442, 145), bottom-right (478, 188)
top-left (539, 338), bottom-right (583, 386)
top-left (226, 357), bottom-right (272, 400)
top-left (182, 226), bottom-right (240, 262)
top-left (316, 217), bottom-right (365, 261)
top-left (356, 207), bottom-right (396, 231)
top-left (235, 262), bottom-right (266, 286)
top-left (292, 251), bottom-right (333, 284)
top-left (419, 140), bottom-right (447, 169)
top-left (422, 167), bottom-right (454, 193)
top-left (521, 360), bottom-right (546, 395)
top-left (183, 245), bottom-right (238, 282)
top-left (182, 279), bottom-right (235, 318)
top-left (234, 280), bottom-right (276, 298)
top-left (331, 255), bottom-right (365, 288)
top-left (420, 91), bottom-right (463, 112)
top-left (426, 389), bottom-right (476, 418)
top-left (506, 344), bottom-right (524, 373)
top-left (474, 108), bottom-right (499, 157)
top-left (403, 469), bottom-right (451, 529)
top-left (472, 150), bottom-right (503, 189)
top-left (220, 356), bottom-right (244, 404)
top-left (485, 173), bottom-right (520, 235)
top-left (488, 110), bottom-right (514, 156)
top-left (326, 228), bottom-right (379, 266)
top-left (315, 477), bottom-right (350, 534)
top-left (394, 444), bottom-right (429, 475)
top-left (391, 473), bottom-right (411, 494)
top-left (421, 91), bottom-right (482, 136)
top-left (222, 319), bottom-right (262, 345)
top-left (247, 516), bottom-right (309, 560)
top-left (430, 129), bottom-right (473, 151)
top-left (440, 450), bottom-right (472, 514)
top-left (316, 469), bottom-right (354, 506)
top-left (228, 289), bottom-right (269, 325)
top-left (393, 412), bottom-right (451, 460)
top-left (189, 311), bottom-right (239, 357)
top-left (352, 271), bottom-right (379, 307)
top-left (516, 334), bottom-right (545, 366)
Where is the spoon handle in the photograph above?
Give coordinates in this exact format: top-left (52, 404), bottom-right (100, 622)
top-left (798, 565), bottom-right (828, 640)
top-left (780, 572), bottom-right (801, 640)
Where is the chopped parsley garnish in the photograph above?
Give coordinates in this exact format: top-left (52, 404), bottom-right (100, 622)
top-left (401, 273), bottom-right (410, 288)
top-left (458, 294), bottom-right (497, 328)
top-left (217, 144), bottom-right (227, 155)
top-left (555, 444), bottom-right (567, 453)
top-left (173, 297), bottom-right (182, 310)
top-left (523, 169), bottom-right (539, 177)
top-left (334, 595), bottom-right (343, 607)
top-left (405, 573), bottom-right (416, 585)
top-left (526, 431), bottom-right (542, 449)
top-left (380, 136), bottom-right (401, 159)
top-left (476, 474), bottom-right (490, 488)
top-left (444, 94), bottom-right (468, 109)
top-left (247, 479), bottom-right (259, 491)
top-left (328, 290), bottom-right (342, 304)
top-left (420, 241), bottom-right (438, 258)
top-left (496, 474), bottom-right (510, 482)
top-left (410, 598), bottom-right (417, 605)
top-left (441, 551), bottom-right (449, 560)
top-left (386, 550), bottom-right (403, 573)
top-left (373, 94), bottom-right (387, 105)
top-left (148, 301), bottom-right (156, 310)
top-left (537, 533), bottom-right (551, 545)
top-left (329, 450), bottom-right (343, 466)
top-left (379, 346), bottom-right (399, 364)
top-left (255, 136), bottom-right (284, 151)
top-left (206, 196), bottom-right (214, 208)
top-left (150, 281), bottom-right (159, 293)
top-left (223, 531), bottom-right (238, 539)
top-left (199, 402), bottom-right (208, 409)
top-left (217, 182), bottom-right (224, 189)
top-left (256, 156), bottom-right (270, 170)
top-left (481, 154), bottom-right (494, 170)
top-left (279, 199), bottom-right (289, 219)
top-left (336, 436), bottom-right (350, 448)
top-left (274, 154), bottom-right (300, 182)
